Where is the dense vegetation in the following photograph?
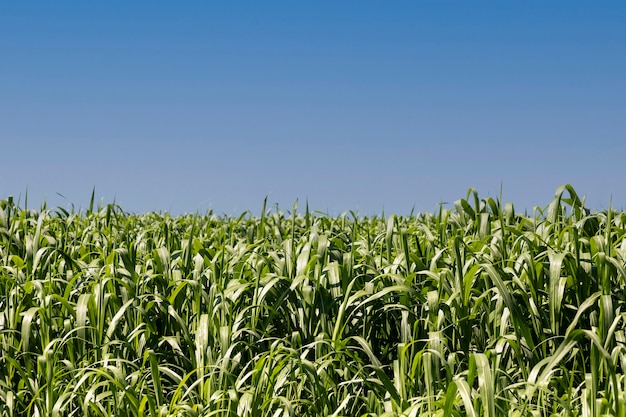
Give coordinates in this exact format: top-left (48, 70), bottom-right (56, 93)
top-left (1, 185), bottom-right (626, 416)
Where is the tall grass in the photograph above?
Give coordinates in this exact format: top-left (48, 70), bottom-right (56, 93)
top-left (1, 185), bottom-right (626, 416)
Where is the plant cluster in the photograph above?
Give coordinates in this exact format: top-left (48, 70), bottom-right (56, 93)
top-left (1, 185), bottom-right (626, 416)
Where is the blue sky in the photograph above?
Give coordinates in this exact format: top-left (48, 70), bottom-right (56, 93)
top-left (2, 1), bottom-right (625, 215)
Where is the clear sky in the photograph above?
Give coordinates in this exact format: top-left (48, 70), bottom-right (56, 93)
top-left (2, 1), bottom-right (625, 215)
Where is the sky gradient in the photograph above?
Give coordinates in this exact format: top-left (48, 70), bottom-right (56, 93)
top-left (2, 2), bottom-right (625, 215)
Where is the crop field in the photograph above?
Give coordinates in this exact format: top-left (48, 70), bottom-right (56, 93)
top-left (1, 185), bottom-right (626, 416)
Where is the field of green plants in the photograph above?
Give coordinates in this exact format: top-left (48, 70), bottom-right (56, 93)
top-left (1, 185), bottom-right (626, 416)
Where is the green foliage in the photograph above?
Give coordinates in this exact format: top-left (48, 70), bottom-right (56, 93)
top-left (1, 185), bottom-right (626, 416)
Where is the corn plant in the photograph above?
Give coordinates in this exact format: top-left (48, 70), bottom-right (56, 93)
top-left (1, 185), bottom-right (626, 416)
